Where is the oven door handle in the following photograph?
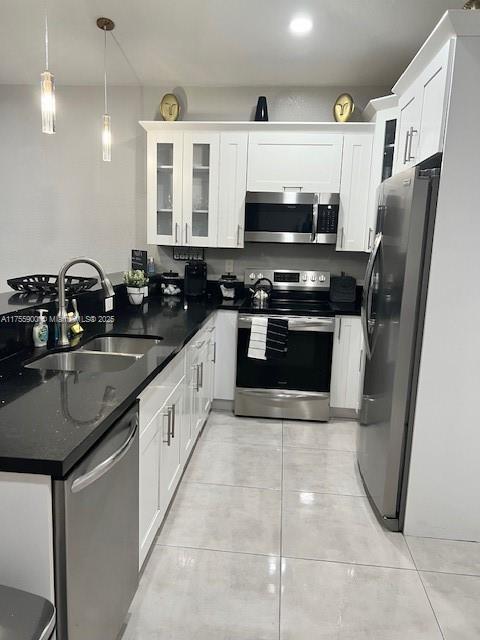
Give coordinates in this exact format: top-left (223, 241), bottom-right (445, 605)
top-left (238, 315), bottom-right (334, 332)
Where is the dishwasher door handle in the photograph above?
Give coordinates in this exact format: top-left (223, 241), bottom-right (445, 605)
top-left (71, 418), bottom-right (138, 493)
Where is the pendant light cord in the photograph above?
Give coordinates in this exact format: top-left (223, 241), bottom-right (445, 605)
top-left (103, 27), bottom-right (108, 113)
top-left (44, 11), bottom-right (49, 70)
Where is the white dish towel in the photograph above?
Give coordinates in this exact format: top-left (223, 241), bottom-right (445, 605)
top-left (247, 316), bottom-right (268, 360)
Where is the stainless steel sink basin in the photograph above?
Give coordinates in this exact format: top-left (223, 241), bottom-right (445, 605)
top-left (79, 336), bottom-right (162, 356)
top-left (25, 351), bottom-right (139, 373)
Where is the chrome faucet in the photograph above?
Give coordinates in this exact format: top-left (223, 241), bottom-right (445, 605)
top-left (56, 257), bottom-right (115, 347)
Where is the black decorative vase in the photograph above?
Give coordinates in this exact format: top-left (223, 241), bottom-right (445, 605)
top-left (254, 96), bottom-right (269, 122)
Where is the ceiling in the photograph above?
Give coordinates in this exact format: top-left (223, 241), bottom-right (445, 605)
top-left (0, 0), bottom-right (461, 87)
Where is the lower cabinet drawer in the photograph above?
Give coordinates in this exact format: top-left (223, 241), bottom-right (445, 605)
top-left (138, 350), bottom-right (185, 434)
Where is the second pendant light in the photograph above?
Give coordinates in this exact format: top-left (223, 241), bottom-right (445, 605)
top-left (97, 17), bottom-right (115, 162)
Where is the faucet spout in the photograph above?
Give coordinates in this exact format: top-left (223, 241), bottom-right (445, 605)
top-left (56, 257), bottom-right (115, 347)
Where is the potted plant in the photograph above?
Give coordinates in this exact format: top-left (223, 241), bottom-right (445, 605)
top-left (124, 270), bottom-right (149, 305)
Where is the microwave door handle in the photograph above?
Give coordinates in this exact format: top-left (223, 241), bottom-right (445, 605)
top-left (311, 202), bottom-right (318, 243)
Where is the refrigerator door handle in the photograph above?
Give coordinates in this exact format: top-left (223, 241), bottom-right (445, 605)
top-left (361, 232), bottom-right (382, 359)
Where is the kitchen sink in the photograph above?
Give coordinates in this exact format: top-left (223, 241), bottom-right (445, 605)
top-left (25, 351), bottom-right (140, 373)
top-left (79, 336), bottom-right (162, 356)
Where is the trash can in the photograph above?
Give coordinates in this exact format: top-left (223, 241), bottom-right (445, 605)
top-left (0, 585), bottom-right (55, 639)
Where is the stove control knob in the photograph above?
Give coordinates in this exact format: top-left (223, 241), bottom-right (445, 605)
top-left (249, 272), bottom-right (256, 280)
top-left (319, 275), bottom-right (326, 283)
top-left (302, 273), bottom-right (308, 282)
top-left (310, 275), bottom-right (317, 282)
top-left (257, 273), bottom-right (264, 279)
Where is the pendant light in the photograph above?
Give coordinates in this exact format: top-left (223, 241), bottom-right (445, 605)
top-left (41, 8), bottom-right (55, 134)
top-left (97, 17), bottom-right (115, 162)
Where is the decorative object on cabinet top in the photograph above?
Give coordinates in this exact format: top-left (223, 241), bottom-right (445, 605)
top-left (160, 93), bottom-right (180, 121)
top-left (254, 96), bottom-right (269, 122)
top-left (464, 0), bottom-right (480, 9)
top-left (333, 93), bottom-right (355, 122)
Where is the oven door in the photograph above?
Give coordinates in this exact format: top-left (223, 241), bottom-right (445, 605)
top-left (244, 192), bottom-right (316, 243)
top-left (235, 315), bottom-right (335, 421)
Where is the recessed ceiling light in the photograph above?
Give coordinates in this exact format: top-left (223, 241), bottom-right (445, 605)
top-left (289, 15), bottom-right (313, 36)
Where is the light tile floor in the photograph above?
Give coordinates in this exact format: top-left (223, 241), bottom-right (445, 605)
top-left (122, 411), bottom-right (480, 639)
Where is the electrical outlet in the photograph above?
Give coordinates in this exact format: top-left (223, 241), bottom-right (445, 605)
top-left (105, 297), bottom-right (113, 312)
top-left (225, 259), bottom-right (234, 274)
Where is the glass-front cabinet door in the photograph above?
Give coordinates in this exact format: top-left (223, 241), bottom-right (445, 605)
top-left (182, 133), bottom-right (220, 247)
top-left (147, 132), bottom-right (183, 245)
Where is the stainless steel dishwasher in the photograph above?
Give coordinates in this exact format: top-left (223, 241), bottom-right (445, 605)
top-left (53, 402), bottom-right (139, 640)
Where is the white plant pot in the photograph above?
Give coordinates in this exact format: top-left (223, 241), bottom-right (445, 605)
top-left (126, 287), bottom-right (144, 305)
top-left (142, 285), bottom-right (149, 299)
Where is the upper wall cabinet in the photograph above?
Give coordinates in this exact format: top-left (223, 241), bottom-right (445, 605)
top-left (147, 131), bottom-right (184, 246)
top-left (183, 132), bottom-right (220, 247)
top-left (247, 132), bottom-right (343, 193)
top-left (145, 127), bottom-right (247, 248)
top-left (394, 40), bottom-right (453, 173)
top-left (336, 134), bottom-right (373, 252)
top-left (217, 132), bottom-right (248, 248)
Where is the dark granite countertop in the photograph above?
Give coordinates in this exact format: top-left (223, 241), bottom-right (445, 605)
top-left (0, 294), bottom-right (243, 478)
top-left (0, 286), bottom-right (360, 479)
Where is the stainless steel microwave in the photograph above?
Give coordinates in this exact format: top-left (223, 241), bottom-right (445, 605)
top-left (244, 191), bottom-right (339, 244)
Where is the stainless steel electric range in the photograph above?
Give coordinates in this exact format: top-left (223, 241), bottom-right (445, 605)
top-left (234, 268), bottom-right (336, 422)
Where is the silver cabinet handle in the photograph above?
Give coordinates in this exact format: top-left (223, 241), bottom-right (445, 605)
top-left (403, 130), bottom-right (411, 164)
top-left (170, 403), bottom-right (176, 439)
top-left (185, 222), bottom-right (188, 244)
top-left (359, 348), bottom-right (364, 372)
top-left (237, 224), bottom-right (241, 246)
top-left (338, 317), bottom-right (342, 342)
top-left (71, 418), bottom-right (138, 493)
top-left (407, 127), bottom-right (418, 161)
top-left (199, 361), bottom-right (204, 388)
top-left (212, 341), bottom-right (216, 363)
top-left (196, 364), bottom-right (200, 392)
top-left (283, 186), bottom-right (303, 191)
top-left (340, 227), bottom-right (345, 249)
top-left (368, 227), bottom-right (374, 251)
top-left (162, 410), bottom-right (171, 446)
top-left (174, 222), bottom-right (178, 244)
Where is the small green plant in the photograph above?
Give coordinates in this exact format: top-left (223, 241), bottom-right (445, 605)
top-left (123, 269), bottom-right (149, 288)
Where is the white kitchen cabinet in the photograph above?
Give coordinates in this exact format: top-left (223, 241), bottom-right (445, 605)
top-left (139, 413), bottom-right (162, 567)
top-left (183, 132), bottom-right (220, 247)
top-left (330, 316), bottom-right (365, 412)
top-left (364, 97), bottom-right (399, 252)
top-left (202, 324), bottom-right (216, 415)
top-left (214, 311), bottom-right (238, 402)
top-left (394, 40), bottom-right (453, 174)
top-left (247, 132), bottom-right (343, 193)
top-left (158, 379), bottom-right (184, 517)
top-left (217, 132), bottom-right (248, 248)
top-left (336, 134), bottom-right (373, 252)
top-left (146, 131), bottom-right (183, 246)
top-left (416, 40), bottom-right (453, 162)
top-left (395, 87), bottom-right (421, 172)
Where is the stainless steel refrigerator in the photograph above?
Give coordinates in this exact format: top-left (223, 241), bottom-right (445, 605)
top-left (358, 156), bottom-right (441, 532)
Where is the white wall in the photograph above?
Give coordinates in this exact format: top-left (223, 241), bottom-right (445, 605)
top-left (0, 84), bottom-right (145, 292)
top-left (142, 85), bottom-right (388, 122)
top-left (404, 37), bottom-right (480, 542)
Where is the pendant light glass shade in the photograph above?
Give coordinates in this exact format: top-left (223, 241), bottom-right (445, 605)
top-left (102, 113), bottom-right (112, 162)
top-left (41, 12), bottom-right (55, 134)
top-left (41, 70), bottom-right (56, 134)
